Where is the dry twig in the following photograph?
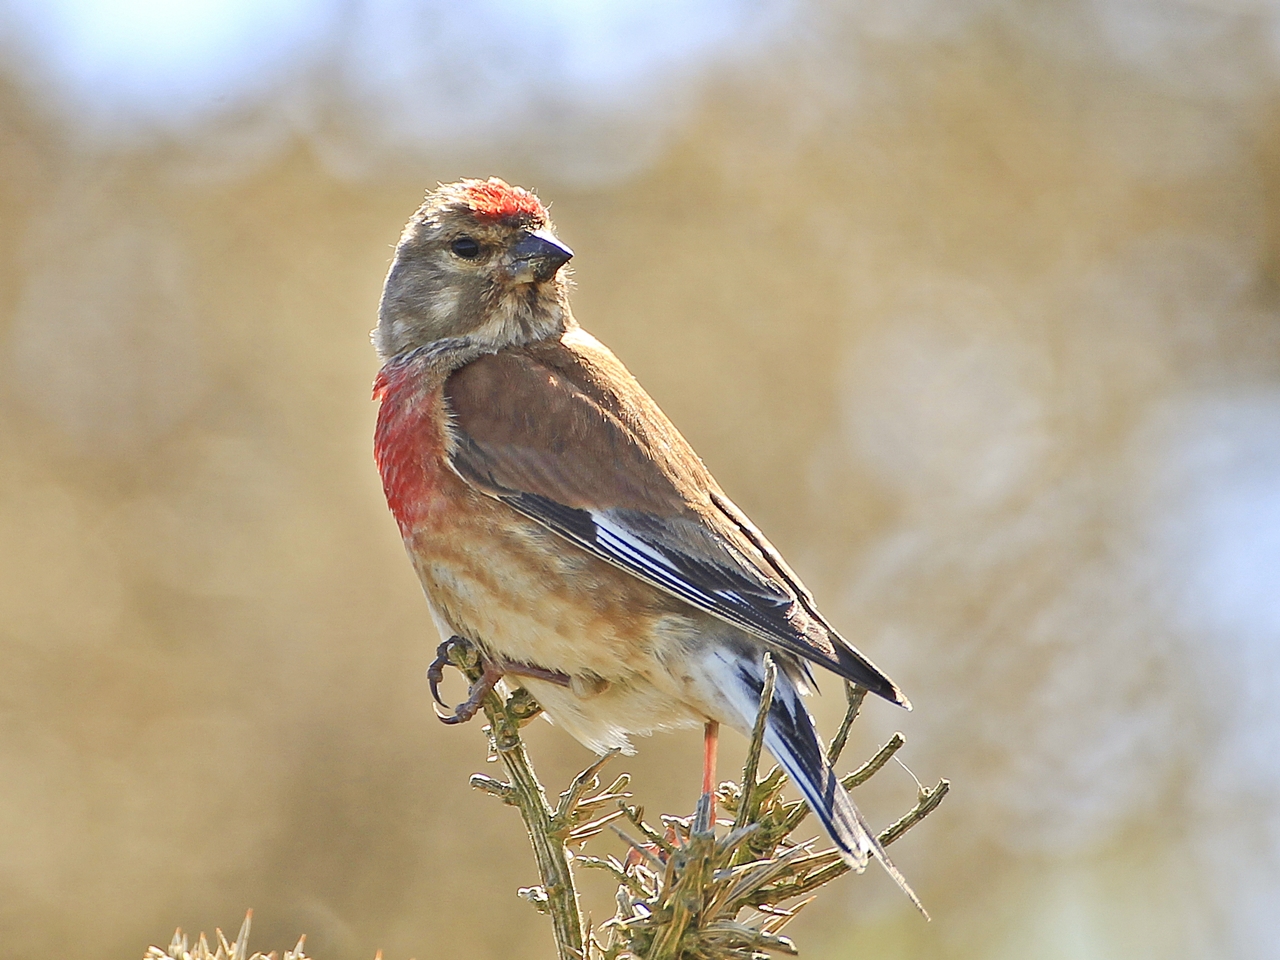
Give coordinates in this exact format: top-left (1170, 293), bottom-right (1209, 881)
top-left (145, 911), bottom-right (311, 960)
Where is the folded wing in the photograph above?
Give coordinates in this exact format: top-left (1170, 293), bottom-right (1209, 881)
top-left (442, 327), bottom-right (908, 708)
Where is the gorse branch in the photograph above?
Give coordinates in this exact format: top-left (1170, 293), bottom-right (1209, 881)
top-left (144, 645), bottom-right (946, 960)
top-left (443, 637), bottom-right (592, 960)
top-left (443, 640), bottom-right (949, 960)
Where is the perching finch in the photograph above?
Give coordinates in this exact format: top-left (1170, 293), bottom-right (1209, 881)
top-left (373, 177), bottom-right (919, 908)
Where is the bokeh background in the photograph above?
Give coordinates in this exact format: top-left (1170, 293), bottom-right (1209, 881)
top-left (3, 0), bottom-right (1280, 957)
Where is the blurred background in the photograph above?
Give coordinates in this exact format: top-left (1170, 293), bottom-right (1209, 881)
top-left (2, 0), bottom-right (1279, 957)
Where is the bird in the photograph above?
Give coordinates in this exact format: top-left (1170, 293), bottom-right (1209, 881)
top-left (372, 177), bottom-right (920, 909)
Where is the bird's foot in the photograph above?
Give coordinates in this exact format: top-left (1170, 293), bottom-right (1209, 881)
top-left (427, 637), bottom-right (475, 721)
top-left (428, 636), bottom-right (572, 725)
top-left (429, 636), bottom-right (502, 724)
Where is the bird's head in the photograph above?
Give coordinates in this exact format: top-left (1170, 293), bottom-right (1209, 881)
top-left (374, 178), bottom-right (574, 360)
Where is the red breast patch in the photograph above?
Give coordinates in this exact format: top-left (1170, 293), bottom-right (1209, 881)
top-left (374, 363), bottom-right (447, 534)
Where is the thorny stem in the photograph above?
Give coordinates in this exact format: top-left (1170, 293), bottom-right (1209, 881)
top-left (449, 639), bottom-right (587, 960)
top-left (826, 682), bottom-right (867, 765)
top-left (843, 732), bottom-right (906, 790)
top-left (732, 654), bottom-right (777, 835)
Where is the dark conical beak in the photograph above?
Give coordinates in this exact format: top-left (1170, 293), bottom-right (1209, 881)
top-left (508, 229), bottom-right (573, 282)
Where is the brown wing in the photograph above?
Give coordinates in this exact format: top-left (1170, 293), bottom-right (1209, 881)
top-left (442, 326), bottom-right (908, 707)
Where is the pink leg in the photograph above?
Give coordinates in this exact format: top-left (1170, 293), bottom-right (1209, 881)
top-left (703, 720), bottom-right (720, 822)
top-left (497, 658), bottom-right (572, 687)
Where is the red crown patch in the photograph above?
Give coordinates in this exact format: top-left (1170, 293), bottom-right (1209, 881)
top-left (461, 178), bottom-right (546, 221)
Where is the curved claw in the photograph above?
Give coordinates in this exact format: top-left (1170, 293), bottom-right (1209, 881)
top-left (426, 637), bottom-right (567, 726)
top-left (434, 700), bottom-right (474, 724)
top-left (427, 639), bottom-right (455, 709)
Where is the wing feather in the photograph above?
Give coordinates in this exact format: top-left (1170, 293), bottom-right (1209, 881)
top-left (443, 328), bottom-right (908, 707)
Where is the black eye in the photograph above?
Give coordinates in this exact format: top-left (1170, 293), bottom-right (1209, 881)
top-left (451, 236), bottom-right (481, 259)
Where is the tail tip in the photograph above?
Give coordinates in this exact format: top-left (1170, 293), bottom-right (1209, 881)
top-left (874, 846), bottom-right (929, 919)
top-left (837, 839), bottom-right (929, 918)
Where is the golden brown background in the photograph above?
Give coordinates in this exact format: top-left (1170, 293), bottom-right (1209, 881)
top-left (3, 2), bottom-right (1280, 957)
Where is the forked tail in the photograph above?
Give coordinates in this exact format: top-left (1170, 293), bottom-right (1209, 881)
top-left (708, 647), bottom-right (927, 917)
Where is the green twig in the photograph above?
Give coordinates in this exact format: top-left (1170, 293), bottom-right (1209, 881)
top-left (452, 640), bottom-right (588, 960)
top-left (843, 733), bottom-right (906, 790)
top-left (732, 654), bottom-right (777, 835)
top-left (826, 682), bottom-right (866, 765)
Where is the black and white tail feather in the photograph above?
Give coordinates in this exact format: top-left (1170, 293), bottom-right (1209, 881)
top-left (708, 647), bottom-right (926, 917)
